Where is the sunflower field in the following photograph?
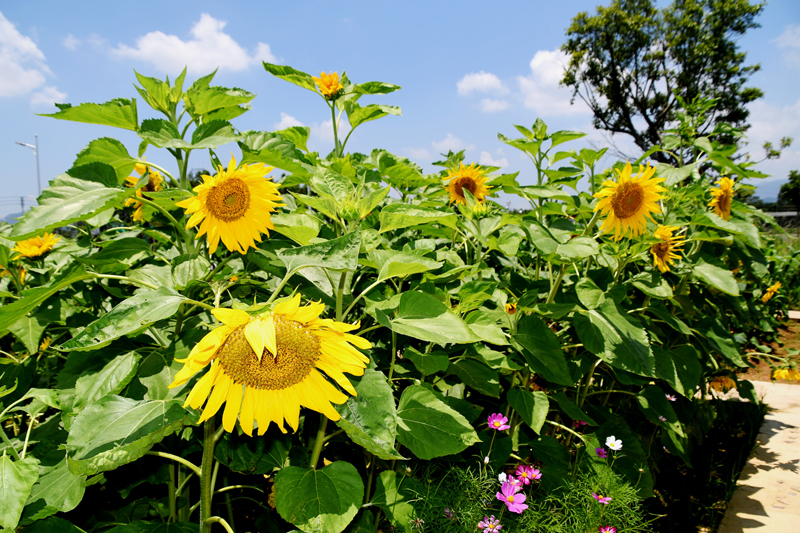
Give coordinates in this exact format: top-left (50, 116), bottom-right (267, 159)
top-left (0, 66), bottom-right (793, 533)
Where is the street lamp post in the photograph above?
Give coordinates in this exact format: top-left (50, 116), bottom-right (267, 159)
top-left (15, 134), bottom-right (41, 195)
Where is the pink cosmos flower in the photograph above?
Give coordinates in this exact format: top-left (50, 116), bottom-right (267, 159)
top-left (595, 447), bottom-right (607, 459)
top-left (573, 419), bottom-right (587, 428)
top-left (515, 465), bottom-right (541, 484)
top-left (507, 475), bottom-right (523, 491)
top-left (496, 482), bottom-right (528, 513)
top-left (487, 413), bottom-right (511, 431)
top-left (592, 492), bottom-right (612, 505)
top-left (599, 526), bottom-right (617, 533)
top-left (666, 394), bottom-right (677, 402)
top-left (478, 515), bottom-right (502, 531)
top-left (658, 415), bottom-right (667, 422)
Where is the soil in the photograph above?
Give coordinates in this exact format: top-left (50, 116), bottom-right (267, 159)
top-left (740, 319), bottom-right (800, 384)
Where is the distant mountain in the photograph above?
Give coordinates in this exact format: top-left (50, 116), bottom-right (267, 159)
top-left (2, 212), bottom-right (22, 224)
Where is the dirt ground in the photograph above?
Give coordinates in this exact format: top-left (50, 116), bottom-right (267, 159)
top-left (740, 319), bottom-right (800, 385)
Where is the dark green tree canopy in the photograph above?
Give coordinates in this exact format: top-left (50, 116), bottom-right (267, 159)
top-left (561, 0), bottom-right (764, 158)
top-left (779, 170), bottom-right (800, 214)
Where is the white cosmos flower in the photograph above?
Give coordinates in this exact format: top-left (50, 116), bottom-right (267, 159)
top-left (498, 472), bottom-right (508, 483)
top-left (605, 435), bottom-right (623, 451)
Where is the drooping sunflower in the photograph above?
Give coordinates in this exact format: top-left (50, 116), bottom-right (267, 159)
top-left (13, 232), bottom-right (60, 259)
top-left (169, 294), bottom-right (371, 434)
top-left (125, 160), bottom-right (164, 222)
top-left (774, 368), bottom-right (800, 381)
top-left (176, 155), bottom-right (283, 254)
top-left (708, 177), bottom-right (735, 220)
top-left (312, 71), bottom-right (344, 99)
top-left (761, 281), bottom-right (782, 303)
top-left (594, 162), bottom-right (665, 241)
top-left (444, 163), bottom-right (492, 205)
top-left (650, 225), bottom-right (685, 273)
top-left (709, 375), bottom-right (736, 393)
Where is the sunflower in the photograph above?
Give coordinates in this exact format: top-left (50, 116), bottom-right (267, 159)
top-left (13, 233), bottom-right (60, 259)
top-left (761, 281), bottom-right (782, 303)
top-left (444, 163), bottom-right (491, 205)
top-left (125, 160), bottom-right (164, 222)
top-left (774, 368), bottom-right (800, 381)
top-left (505, 302), bottom-right (517, 315)
top-left (709, 376), bottom-right (736, 393)
top-left (39, 336), bottom-right (52, 352)
top-left (708, 177), bottom-right (735, 220)
top-left (176, 155), bottom-right (283, 254)
top-left (169, 294), bottom-right (371, 434)
top-left (312, 71), bottom-right (344, 99)
top-left (594, 162), bottom-right (665, 241)
top-left (650, 225), bottom-right (685, 273)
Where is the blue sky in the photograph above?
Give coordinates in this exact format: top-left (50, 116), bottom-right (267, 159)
top-left (2, 0), bottom-right (800, 219)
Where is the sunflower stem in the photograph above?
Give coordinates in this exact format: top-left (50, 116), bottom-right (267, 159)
top-left (145, 451), bottom-right (202, 477)
top-left (200, 419), bottom-right (217, 533)
top-left (309, 415), bottom-right (329, 470)
top-left (335, 271), bottom-right (347, 322)
top-left (135, 196), bottom-right (194, 249)
top-left (203, 517), bottom-right (235, 533)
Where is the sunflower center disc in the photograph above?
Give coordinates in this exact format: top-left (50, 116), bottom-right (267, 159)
top-left (207, 178), bottom-right (251, 222)
top-left (217, 316), bottom-right (321, 390)
top-left (610, 182), bottom-right (644, 219)
top-left (717, 191), bottom-right (731, 214)
top-left (653, 242), bottom-right (670, 257)
top-left (454, 177), bottom-right (477, 199)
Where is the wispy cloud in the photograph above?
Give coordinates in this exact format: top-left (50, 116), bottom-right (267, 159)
top-left (30, 85), bottom-right (67, 109)
top-left (517, 49), bottom-right (586, 116)
top-left (457, 71), bottom-right (508, 96)
top-left (111, 13), bottom-right (277, 74)
top-left (479, 151), bottom-right (509, 168)
top-left (773, 24), bottom-right (800, 67)
top-left (273, 112), bottom-right (304, 130)
top-left (480, 98), bottom-right (509, 113)
top-left (432, 133), bottom-right (475, 153)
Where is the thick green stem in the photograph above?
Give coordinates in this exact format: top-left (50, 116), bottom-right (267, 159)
top-left (168, 465), bottom-right (177, 523)
top-left (200, 419), bottom-right (217, 533)
top-left (331, 104), bottom-right (341, 158)
top-left (388, 330), bottom-right (398, 381)
top-left (203, 517), bottom-right (235, 533)
top-left (309, 416), bottom-right (329, 470)
top-left (0, 426), bottom-right (21, 460)
top-left (336, 271), bottom-right (347, 322)
top-left (145, 451), bottom-right (202, 477)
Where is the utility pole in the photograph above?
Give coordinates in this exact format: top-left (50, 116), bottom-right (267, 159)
top-left (20, 196), bottom-right (24, 213)
top-left (15, 135), bottom-right (41, 195)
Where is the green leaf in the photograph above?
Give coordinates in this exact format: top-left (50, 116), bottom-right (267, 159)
top-left (395, 385), bottom-right (479, 460)
top-left (66, 162), bottom-right (121, 189)
top-left (134, 70), bottom-right (171, 113)
top-left (9, 176), bottom-right (132, 240)
top-left (552, 391), bottom-right (597, 425)
top-left (73, 138), bottom-right (136, 183)
top-left (375, 291), bottom-right (479, 345)
top-left (61, 288), bottom-right (188, 351)
top-left (449, 359), bottom-right (500, 397)
top-left (21, 517), bottom-right (84, 533)
top-left (358, 187), bottom-right (391, 219)
top-left (378, 204), bottom-right (457, 233)
top-left (507, 389), bottom-right (549, 434)
top-left (367, 250), bottom-right (443, 282)
top-left (0, 266), bottom-right (92, 332)
top-left (275, 461), bottom-right (364, 533)
top-left (78, 237), bottom-right (152, 270)
top-left (66, 396), bottom-right (187, 475)
top-left (655, 162), bottom-right (696, 187)
top-left (171, 254), bottom-right (211, 290)
top-left (574, 299), bottom-right (655, 377)
top-left (354, 81), bottom-right (401, 95)
top-left (637, 385), bottom-right (682, 436)
top-left (22, 459), bottom-right (86, 523)
top-left (498, 133), bottom-right (542, 155)
top-left (699, 317), bottom-right (746, 367)
top-left (137, 119), bottom-right (190, 149)
top-left (513, 315), bottom-right (574, 386)
top-left (0, 456), bottom-right (39, 530)
top-left (311, 167), bottom-right (354, 202)
top-left (549, 130), bottom-right (586, 147)
top-left (7, 312), bottom-right (49, 353)
top-left (575, 278), bottom-right (606, 309)
top-left (278, 228), bottom-right (361, 274)
top-left (271, 213), bottom-right (322, 245)
top-left (631, 273), bottom-right (673, 299)
top-left (103, 522), bottom-right (199, 533)
top-left (263, 62), bottom-right (317, 92)
top-left (184, 86), bottom-right (255, 117)
top-left (40, 98), bottom-right (138, 131)
top-left (653, 345), bottom-right (701, 397)
top-left (403, 346), bottom-right (449, 375)
top-left (334, 370), bottom-right (404, 460)
top-left (347, 103), bottom-right (401, 129)
top-left (73, 351), bottom-right (141, 412)
top-left (692, 260), bottom-right (739, 296)
top-left (275, 126), bottom-right (311, 152)
top-left (214, 432), bottom-right (289, 475)
top-left (190, 120), bottom-right (240, 149)
top-left (239, 131), bottom-right (312, 177)
top-left (370, 471), bottom-right (418, 528)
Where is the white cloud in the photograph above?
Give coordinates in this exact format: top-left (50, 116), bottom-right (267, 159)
top-left (773, 24), bottom-right (800, 67)
top-left (63, 33), bottom-right (80, 51)
top-left (457, 71), bottom-right (508, 96)
top-left (480, 98), bottom-right (509, 113)
top-left (273, 112), bottom-right (304, 130)
top-left (111, 13), bottom-right (277, 74)
top-left (0, 12), bottom-right (50, 97)
top-left (30, 86), bottom-right (67, 109)
top-left (405, 147), bottom-right (432, 161)
top-left (479, 151), bottom-right (509, 168)
top-left (432, 133), bottom-right (475, 153)
top-left (517, 49), bottom-right (586, 116)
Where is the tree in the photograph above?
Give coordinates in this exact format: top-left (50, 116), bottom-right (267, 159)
top-left (561, 0), bottom-right (764, 160)
top-left (778, 170), bottom-right (800, 218)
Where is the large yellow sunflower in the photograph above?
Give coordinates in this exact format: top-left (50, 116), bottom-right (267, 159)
top-left (650, 225), bottom-right (685, 273)
top-left (708, 177), bottom-right (734, 220)
top-left (761, 281), bottom-right (781, 303)
top-left (594, 162), bottom-right (665, 241)
top-left (312, 71), bottom-right (344, 99)
top-left (13, 233), bottom-right (60, 259)
top-left (125, 160), bottom-right (164, 222)
top-left (176, 156), bottom-right (283, 254)
top-left (444, 163), bottom-right (492, 205)
top-left (774, 368), bottom-right (800, 381)
top-left (169, 294), bottom-right (371, 435)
